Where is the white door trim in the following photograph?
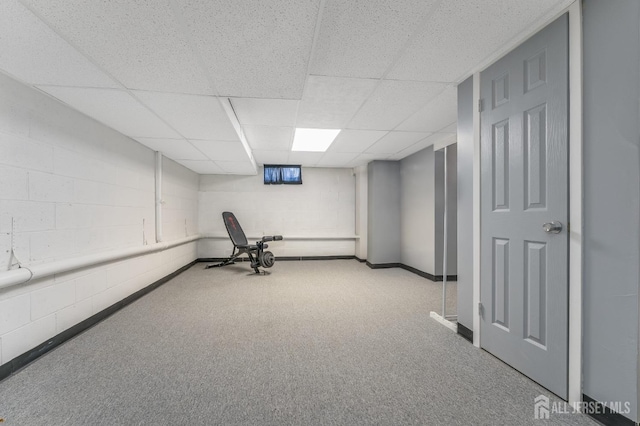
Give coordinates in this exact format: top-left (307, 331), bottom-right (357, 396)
top-left (472, 1), bottom-right (583, 404)
top-left (567, 0), bottom-right (583, 406)
top-left (472, 72), bottom-right (481, 348)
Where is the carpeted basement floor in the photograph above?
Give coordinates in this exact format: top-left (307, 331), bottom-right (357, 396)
top-left (0, 260), bottom-right (596, 425)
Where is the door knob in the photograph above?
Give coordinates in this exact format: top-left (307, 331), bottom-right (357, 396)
top-left (542, 221), bottom-right (563, 234)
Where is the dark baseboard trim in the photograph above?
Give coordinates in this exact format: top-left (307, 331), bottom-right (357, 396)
top-left (457, 323), bottom-right (473, 343)
top-left (278, 256), bottom-right (355, 261)
top-left (199, 256), bottom-right (455, 284)
top-left (200, 257), bottom-right (454, 282)
top-left (0, 260), bottom-right (197, 384)
top-left (399, 264), bottom-right (436, 281)
top-left (197, 256), bottom-right (356, 263)
top-left (366, 262), bottom-right (457, 282)
top-left (366, 261), bottom-right (401, 269)
top-left (582, 394), bottom-right (636, 426)
top-left (432, 274), bottom-right (458, 282)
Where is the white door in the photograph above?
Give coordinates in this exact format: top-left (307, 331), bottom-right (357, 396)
top-left (480, 15), bottom-right (569, 398)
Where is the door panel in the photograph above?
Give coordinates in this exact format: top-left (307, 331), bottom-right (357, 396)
top-left (524, 104), bottom-right (547, 209)
top-left (492, 238), bottom-right (510, 329)
top-left (480, 15), bottom-right (568, 398)
top-left (524, 240), bottom-right (546, 346)
top-left (492, 120), bottom-right (510, 211)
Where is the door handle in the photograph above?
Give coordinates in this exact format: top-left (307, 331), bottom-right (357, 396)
top-left (542, 221), bottom-right (563, 234)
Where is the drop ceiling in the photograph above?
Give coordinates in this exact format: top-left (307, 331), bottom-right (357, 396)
top-left (0, 0), bottom-right (573, 175)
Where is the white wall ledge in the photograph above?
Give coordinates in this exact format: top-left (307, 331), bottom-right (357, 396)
top-left (0, 233), bottom-right (360, 290)
top-left (200, 233), bottom-right (360, 240)
top-left (0, 234), bottom-right (201, 291)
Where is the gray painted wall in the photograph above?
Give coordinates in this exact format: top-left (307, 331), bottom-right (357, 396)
top-left (367, 161), bottom-right (401, 264)
top-left (400, 147), bottom-right (435, 273)
top-left (434, 145), bottom-right (458, 276)
top-left (372, 147), bottom-right (458, 276)
top-left (355, 165), bottom-right (368, 260)
top-left (583, 0), bottom-right (639, 421)
top-left (446, 145), bottom-right (458, 276)
top-left (456, 77), bottom-right (474, 330)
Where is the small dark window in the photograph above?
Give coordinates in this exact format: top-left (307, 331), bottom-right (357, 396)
top-left (264, 165), bottom-right (302, 185)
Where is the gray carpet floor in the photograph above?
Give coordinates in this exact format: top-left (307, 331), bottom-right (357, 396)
top-left (0, 260), bottom-right (596, 425)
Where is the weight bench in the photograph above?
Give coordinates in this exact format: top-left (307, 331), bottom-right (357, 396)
top-left (206, 211), bottom-right (283, 274)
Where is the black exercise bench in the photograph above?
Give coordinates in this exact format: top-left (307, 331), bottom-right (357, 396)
top-left (206, 211), bottom-right (283, 274)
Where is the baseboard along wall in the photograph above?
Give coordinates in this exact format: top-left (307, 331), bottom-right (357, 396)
top-left (0, 261), bottom-right (197, 384)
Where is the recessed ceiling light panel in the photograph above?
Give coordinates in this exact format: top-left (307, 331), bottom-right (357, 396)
top-left (292, 128), bottom-right (341, 152)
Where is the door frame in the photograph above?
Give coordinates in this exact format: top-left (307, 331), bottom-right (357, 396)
top-left (471, 1), bottom-right (583, 404)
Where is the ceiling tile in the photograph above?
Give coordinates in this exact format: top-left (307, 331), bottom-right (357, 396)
top-left (349, 153), bottom-right (391, 167)
top-left (38, 86), bottom-right (181, 139)
top-left (175, 160), bottom-right (226, 174)
top-left (387, 0), bottom-right (572, 82)
top-left (24, 0), bottom-right (213, 94)
top-left (327, 129), bottom-right (387, 153)
top-left (252, 150), bottom-right (291, 166)
top-left (177, 0), bottom-right (321, 99)
top-left (348, 80), bottom-right (447, 130)
top-left (134, 138), bottom-right (207, 161)
top-left (366, 131), bottom-right (431, 154)
top-left (0, 1), bottom-right (119, 89)
top-left (311, 0), bottom-right (441, 78)
top-left (287, 151), bottom-right (324, 167)
top-left (396, 86), bottom-right (457, 132)
top-left (134, 91), bottom-right (238, 140)
top-left (439, 122), bottom-right (457, 133)
top-left (242, 126), bottom-right (294, 151)
top-left (316, 152), bottom-right (360, 167)
top-left (216, 161), bottom-right (258, 175)
top-left (190, 140), bottom-right (251, 162)
top-left (391, 132), bottom-right (455, 160)
top-left (296, 76), bottom-right (378, 128)
top-left (231, 98), bottom-right (299, 127)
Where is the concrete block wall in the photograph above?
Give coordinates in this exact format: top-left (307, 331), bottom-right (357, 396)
top-left (0, 244), bottom-right (194, 365)
top-left (198, 167), bottom-right (356, 258)
top-left (161, 158), bottom-right (199, 241)
top-left (0, 72), bottom-right (198, 367)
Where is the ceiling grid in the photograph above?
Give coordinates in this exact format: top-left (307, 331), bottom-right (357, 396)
top-left (0, 0), bottom-right (574, 173)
